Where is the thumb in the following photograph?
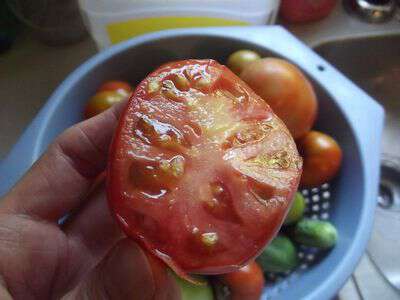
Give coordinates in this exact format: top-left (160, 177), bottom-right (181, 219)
top-left (67, 239), bottom-right (180, 300)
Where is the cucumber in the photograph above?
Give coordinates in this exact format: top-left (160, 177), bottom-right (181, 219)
top-left (256, 235), bottom-right (298, 273)
top-left (284, 192), bottom-right (305, 225)
top-left (175, 275), bottom-right (214, 300)
top-left (293, 219), bottom-right (338, 249)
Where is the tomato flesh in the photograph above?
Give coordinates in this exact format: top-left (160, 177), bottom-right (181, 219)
top-left (108, 59), bottom-right (302, 275)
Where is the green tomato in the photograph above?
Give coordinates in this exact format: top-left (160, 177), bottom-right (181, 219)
top-left (284, 192), bottom-right (306, 225)
top-left (175, 275), bottom-right (214, 300)
top-left (227, 50), bottom-right (261, 75)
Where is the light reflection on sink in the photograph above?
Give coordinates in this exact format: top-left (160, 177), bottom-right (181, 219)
top-left (314, 34), bottom-right (400, 293)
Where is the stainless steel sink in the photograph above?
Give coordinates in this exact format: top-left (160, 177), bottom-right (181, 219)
top-left (314, 34), bottom-right (400, 295)
top-left (315, 34), bottom-right (400, 160)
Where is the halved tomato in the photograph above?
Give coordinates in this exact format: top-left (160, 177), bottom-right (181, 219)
top-left (107, 59), bottom-right (302, 276)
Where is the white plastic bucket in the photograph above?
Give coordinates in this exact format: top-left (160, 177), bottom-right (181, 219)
top-left (78, 0), bottom-right (281, 49)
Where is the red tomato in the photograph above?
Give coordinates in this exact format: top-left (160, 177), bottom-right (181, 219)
top-left (280, 0), bottom-right (337, 23)
top-left (298, 130), bottom-right (342, 187)
top-left (84, 91), bottom-right (127, 119)
top-left (240, 58), bottom-right (317, 140)
top-left (107, 59), bottom-right (302, 276)
top-left (219, 261), bottom-right (265, 300)
top-left (98, 80), bottom-right (133, 94)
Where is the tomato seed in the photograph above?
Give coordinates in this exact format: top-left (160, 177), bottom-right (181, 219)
top-left (260, 121), bottom-right (274, 132)
top-left (158, 134), bottom-right (172, 143)
top-left (269, 150), bottom-right (291, 169)
top-left (159, 156), bottom-right (185, 178)
top-left (147, 79), bottom-right (161, 93)
top-left (201, 232), bottom-right (219, 247)
top-left (194, 77), bottom-right (211, 90)
top-left (161, 80), bottom-right (181, 101)
top-left (173, 74), bottom-right (190, 91)
top-left (211, 184), bottom-right (225, 195)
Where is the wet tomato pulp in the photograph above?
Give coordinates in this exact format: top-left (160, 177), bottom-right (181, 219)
top-left (108, 59), bottom-right (302, 275)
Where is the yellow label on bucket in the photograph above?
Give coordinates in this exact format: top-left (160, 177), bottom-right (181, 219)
top-left (107, 16), bottom-right (249, 45)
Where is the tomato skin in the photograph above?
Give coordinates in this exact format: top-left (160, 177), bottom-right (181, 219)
top-left (240, 58), bottom-right (317, 140)
top-left (227, 50), bottom-right (261, 75)
top-left (108, 59), bottom-right (302, 276)
top-left (84, 91), bottom-right (127, 119)
top-left (219, 261), bottom-right (265, 300)
top-left (280, 0), bottom-right (337, 23)
top-left (298, 130), bottom-right (342, 187)
top-left (84, 80), bottom-right (132, 119)
top-left (98, 80), bottom-right (133, 94)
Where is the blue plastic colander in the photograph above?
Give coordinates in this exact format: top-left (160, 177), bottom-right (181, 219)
top-left (0, 26), bottom-right (384, 299)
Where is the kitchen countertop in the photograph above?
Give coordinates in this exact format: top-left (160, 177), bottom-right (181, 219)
top-left (0, 32), bottom-right (97, 160)
top-left (283, 2), bottom-right (400, 47)
top-left (1, 2), bottom-right (399, 299)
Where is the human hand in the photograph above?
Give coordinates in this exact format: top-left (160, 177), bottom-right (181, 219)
top-left (0, 102), bottom-right (179, 299)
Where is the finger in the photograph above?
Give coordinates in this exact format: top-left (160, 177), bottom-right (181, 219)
top-left (63, 184), bottom-right (123, 261)
top-left (67, 240), bottom-right (180, 300)
top-left (54, 184), bottom-right (123, 295)
top-left (1, 101), bottom-right (126, 221)
top-left (90, 240), bottom-right (156, 300)
top-left (61, 184), bottom-right (180, 300)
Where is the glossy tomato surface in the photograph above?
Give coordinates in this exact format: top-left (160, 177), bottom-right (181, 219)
top-left (108, 59), bottom-right (302, 275)
top-left (84, 91), bottom-right (127, 119)
top-left (240, 58), bottom-right (317, 140)
top-left (219, 261), bottom-right (265, 300)
top-left (298, 130), bottom-right (342, 188)
top-left (98, 80), bottom-right (133, 94)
